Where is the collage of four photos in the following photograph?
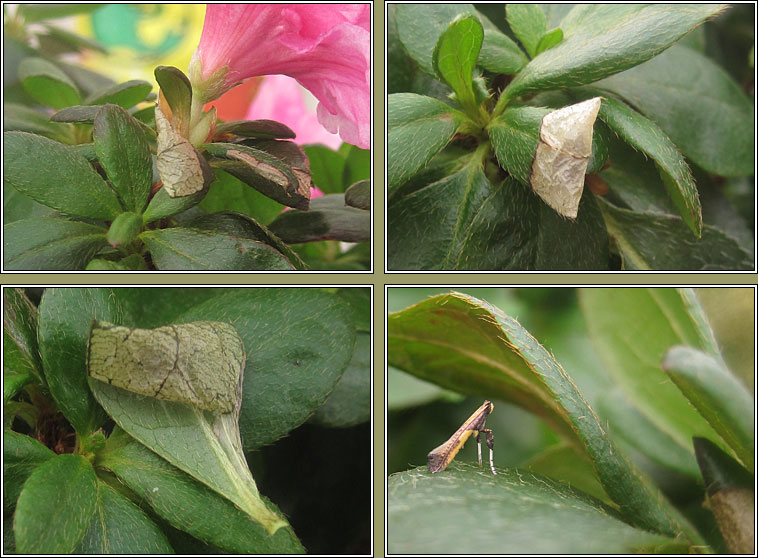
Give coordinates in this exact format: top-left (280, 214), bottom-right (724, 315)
top-left (2, 2), bottom-right (756, 556)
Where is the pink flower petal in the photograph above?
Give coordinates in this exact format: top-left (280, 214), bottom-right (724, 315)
top-left (191, 4), bottom-right (370, 148)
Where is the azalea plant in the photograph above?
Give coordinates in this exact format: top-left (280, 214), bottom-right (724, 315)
top-left (4, 286), bottom-right (371, 553)
top-left (387, 287), bottom-right (754, 554)
top-left (3, 3), bottom-right (371, 271)
top-left (387, 4), bottom-right (754, 270)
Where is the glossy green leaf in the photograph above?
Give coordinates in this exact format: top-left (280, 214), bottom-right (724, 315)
top-left (154, 66), bottom-right (192, 136)
top-left (303, 144), bottom-right (347, 194)
top-left (85, 254), bottom-right (149, 271)
top-left (142, 184), bottom-right (206, 224)
top-left (98, 430), bottom-right (303, 553)
top-left (14, 454), bottom-right (97, 553)
top-left (388, 464), bottom-right (684, 554)
top-left (597, 198), bottom-right (752, 270)
top-left (312, 289), bottom-right (370, 428)
top-left (182, 212), bottom-right (307, 271)
top-left (432, 15), bottom-right (484, 118)
top-left (37, 24), bottom-right (108, 55)
top-left (18, 3), bottom-right (104, 22)
top-left (344, 179), bottom-right (370, 210)
top-left (50, 104), bottom-right (101, 123)
top-left (593, 44), bottom-right (753, 177)
top-left (75, 480), bottom-right (173, 554)
top-left (204, 142), bottom-right (310, 210)
top-left (140, 227), bottom-right (295, 270)
top-left (196, 169), bottom-right (284, 225)
top-left (662, 346), bottom-right (754, 471)
top-left (3, 103), bottom-right (70, 142)
top-left (18, 57), bottom-right (81, 109)
top-left (267, 194), bottom-right (370, 244)
top-left (535, 27), bottom-right (564, 54)
top-left (106, 211), bottom-right (142, 248)
top-left (488, 106), bottom-right (544, 185)
top-left (388, 292), bottom-right (694, 537)
top-left (389, 171), bottom-right (609, 271)
top-left (214, 119), bottom-right (295, 140)
top-left (396, 4), bottom-right (527, 75)
top-left (502, 4), bottom-right (727, 101)
top-left (85, 79), bottom-right (152, 108)
top-left (3, 431), bottom-right (56, 512)
top-left (171, 289), bottom-right (356, 449)
top-left (506, 4), bottom-right (546, 58)
top-left (3, 218), bottom-right (108, 271)
top-left (598, 95), bottom-right (701, 237)
top-left (387, 93), bottom-right (465, 192)
top-left (89, 380), bottom-right (289, 535)
top-left (38, 288), bottom-right (123, 434)
top-left (579, 288), bottom-right (730, 469)
top-left (93, 104), bottom-right (152, 213)
top-left (4, 131), bottom-right (122, 219)
top-left (3, 288), bottom-right (43, 398)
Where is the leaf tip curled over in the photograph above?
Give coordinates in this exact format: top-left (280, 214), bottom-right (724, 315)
top-left (530, 97), bottom-right (602, 219)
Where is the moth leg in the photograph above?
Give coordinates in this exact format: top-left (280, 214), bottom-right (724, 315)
top-left (483, 428), bottom-right (496, 474)
top-left (475, 430), bottom-right (482, 466)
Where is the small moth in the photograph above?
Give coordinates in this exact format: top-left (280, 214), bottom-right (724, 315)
top-left (530, 97), bottom-right (602, 219)
top-left (87, 320), bottom-right (245, 413)
top-left (427, 400), bottom-right (496, 475)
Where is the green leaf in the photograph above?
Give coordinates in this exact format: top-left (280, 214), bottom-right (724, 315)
top-left (432, 14), bottom-right (484, 119)
top-left (312, 289), bottom-right (371, 428)
top-left (154, 66), bottom-right (192, 136)
top-left (304, 144), bottom-right (347, 194)
top-left (214, 119), bottom-right (295, 140)
top-left (140, 227), bottom-right (295, 270)
top-left (3, 431), bottom-right (56, 512)
top-left (182, 212), bottom-right (307, 271)
top-left (106, 211), bottom-right (142, 248)
top-left (506, 4), bottom-right (546, 58)
top-left (14, 454), bottom-right (97, 553)
top-left (340, 144), bottom-right (371, 189)
top-left (18, 57), bottom-right (81, 109)
top-left (89, 379), bottom-right (289, 535)
top-left (535, 27), bottom-right (564, 54)
top-left (388, 171), bottom-right (609, 270)
top-left (94, 104), bottom-right (152, 213)
top-left (593, 44), bottom-right (754, 177)
top-left (173, 289), bottom-right (356, 449)
top-left (203, 142), bottom-right (310, 210)
top-left (18, 3), bottom-right (105, 22)
top-left (598, 95), bottom-right (701, 237)
top-left (387, 93), bottom-right (465, 191)
top-left (85, 254), bottom-right (149, 271)
top-left (75, 480), bottom-right (173, 553)
top-left (50, 104), bottom-right (101, 123)
top-left (38, 288), bottom-right (124, 434)
top-left (3, 288), bottom-right (43, 398)
top-left (662, 347), bottom-right (754, 471)
top-left (388, 464), bottom-right (684, 554)
top-left (267, 194), bottom-right (370, 244)
top-left (37, 24), bottom-right (108, 56)
top-left (488, 106), bottom-right (544, 185)
top-left (196, 169), bottom-right (284, 225)
top-left (99, 429), bottom-right (304, 553)
top-left (142, 184), bottom-right (207, 224)
top-left (85, 79), bottom-right (152, 108)
top-left (579, 288), bottom-right (730, 471)
top-left (344, 179), bottom-right (370, 210)
top-left (502, 4), bottom-right (727, 101)
top-left (396, 4), bottom-right (527, 75)
top-left (3, 102), bottom-right (71, 142)
top-left (388, 292), bottom-right (693, 538)
top-left (4, 131), bottom-right (122, 219)
top-left (3, 218), bottom-right (108, 271)
top-left (597, 199), bottom-right (752, 270)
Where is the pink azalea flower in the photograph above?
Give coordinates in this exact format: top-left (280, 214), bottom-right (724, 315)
top-left (246, 75), bottom-right (342, 149)
top-left (189, 4), bottom-right (370, 149)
